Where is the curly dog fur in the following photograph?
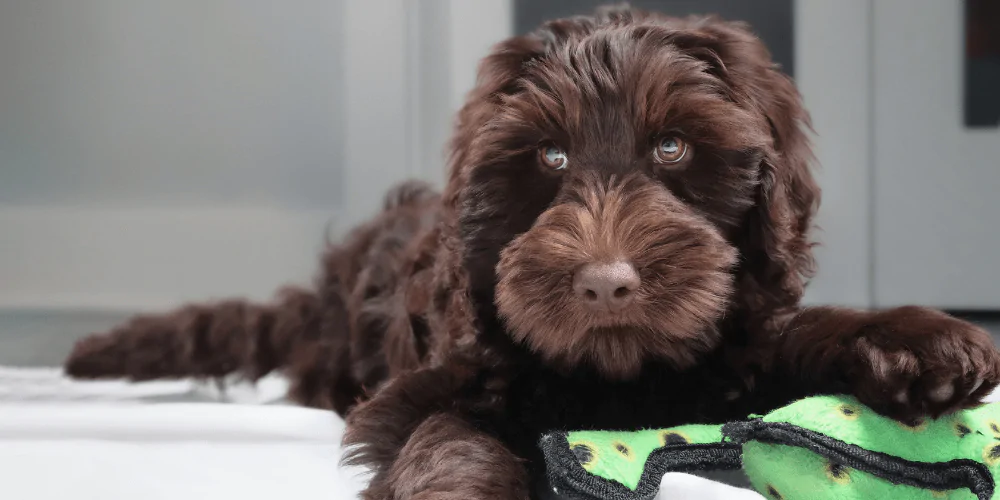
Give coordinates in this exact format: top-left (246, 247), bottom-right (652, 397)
top-left (66, 6), bottom-right (1000, 499)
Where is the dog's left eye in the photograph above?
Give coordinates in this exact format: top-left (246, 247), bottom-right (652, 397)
top-left (539, 145), bottom-right (568, 170)
top-left (653, 137), bottom-right (689, 164)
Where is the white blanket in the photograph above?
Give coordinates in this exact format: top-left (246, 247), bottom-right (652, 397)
top-left (0, 367), bottom-right (760, 500)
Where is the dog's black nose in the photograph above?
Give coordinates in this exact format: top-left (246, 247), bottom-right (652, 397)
top-left (573, 261), bottom-right (640, 313)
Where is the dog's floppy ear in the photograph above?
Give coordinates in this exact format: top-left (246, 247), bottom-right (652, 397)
top-left (739, 72), bottom-right (818, 320)
top-left (443, 36), bottom-right (545, 211)
top-left (668, 18), bottom-right (820, 320)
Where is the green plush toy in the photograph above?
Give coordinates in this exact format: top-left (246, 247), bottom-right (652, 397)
top-left (541, 396), bottom-right (1000, 500)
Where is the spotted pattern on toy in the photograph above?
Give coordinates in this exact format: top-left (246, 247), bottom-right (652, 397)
top-left (565, 424), bottom-right (724, 490)
top-left (736, 396), bottom-right (1000, 500)
top-left (540, 396), bottom-right (1000, 500)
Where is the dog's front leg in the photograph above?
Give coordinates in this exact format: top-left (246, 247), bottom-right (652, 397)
top-left (766, 306), bottom-right (1000, 421)
top-left (343, 365), bottom-right (529, 500)
top-left (363, 412), bottom-right (529, 500)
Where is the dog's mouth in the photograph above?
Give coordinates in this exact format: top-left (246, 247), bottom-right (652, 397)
top-left (491, 174), bottom-right (737, 378)
top-left (496, 261), bottom-right (731, 378)
top-left (579, 304), bottom-right (648, 331)
top-left (585, 324), bottom-right (650, 339)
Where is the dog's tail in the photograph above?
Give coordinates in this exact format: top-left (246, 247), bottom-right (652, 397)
top-left (63, 180), bottom-right (440, 411)
top-left (63, 249), bottom-right (361, 411)
top-left (64, 286), bottom-right (326, 382)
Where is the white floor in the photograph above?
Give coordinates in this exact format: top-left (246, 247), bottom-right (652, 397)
top-left (0, 366), bottom-right (760, 500)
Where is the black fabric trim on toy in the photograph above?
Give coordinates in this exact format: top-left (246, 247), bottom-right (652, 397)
top-left (722, 419), bottom-right (995, 500)
top-left (540, 431), bottom-right (742, 500)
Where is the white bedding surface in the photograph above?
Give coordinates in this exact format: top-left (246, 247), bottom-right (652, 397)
top-left (0, 367), bottom-right (760, 500)
top-left (0, 405), bottom-right (368, 500)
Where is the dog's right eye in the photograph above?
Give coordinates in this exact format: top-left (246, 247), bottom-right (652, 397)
top-left (653, 137), bottom-right (689, 165)
top-left (539, 145), bottom-right (568, 170)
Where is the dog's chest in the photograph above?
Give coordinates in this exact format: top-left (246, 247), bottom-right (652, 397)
top-left (502, 362), bottom-right (742, 437)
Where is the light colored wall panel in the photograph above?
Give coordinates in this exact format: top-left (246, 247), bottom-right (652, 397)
top-left (873, 0), bottom-right (1000, 309)
top-left (0, 0), bottom-right (344, 209)
top-left (0, 0), bottom-right (348, 310)
top-left (796, 0), bottom-right (874, 307)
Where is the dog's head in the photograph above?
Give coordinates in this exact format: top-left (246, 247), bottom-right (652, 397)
top-left (442, 6), bottom-right (818, 379)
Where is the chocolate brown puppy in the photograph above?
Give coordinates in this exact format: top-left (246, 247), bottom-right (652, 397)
top-left (66, 6), bottom-right (1000, 499)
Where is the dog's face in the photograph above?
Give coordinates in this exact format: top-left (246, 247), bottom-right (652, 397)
top-left (445, 7), bottom-right (818, 379)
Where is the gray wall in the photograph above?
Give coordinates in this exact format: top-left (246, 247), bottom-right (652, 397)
top-left (872, 0), bottom-right (1000, 308)
top-left (799, 0), bottom-right (1000, 309)
top-left (0, 0), bottom-right (510, 311)
top-left (0, 0), bottom-right (348, 310)
top-left (795, 0), bottom-right (873, 307)
top-left (0, 0), bottom-right (344, 210)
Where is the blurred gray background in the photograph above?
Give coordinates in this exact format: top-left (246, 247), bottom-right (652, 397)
top-left (1, 0), bottom-right (998, 367)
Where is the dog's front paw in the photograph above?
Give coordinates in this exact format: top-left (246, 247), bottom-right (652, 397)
top-left (844, 306), bottom-right (1000, 421)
